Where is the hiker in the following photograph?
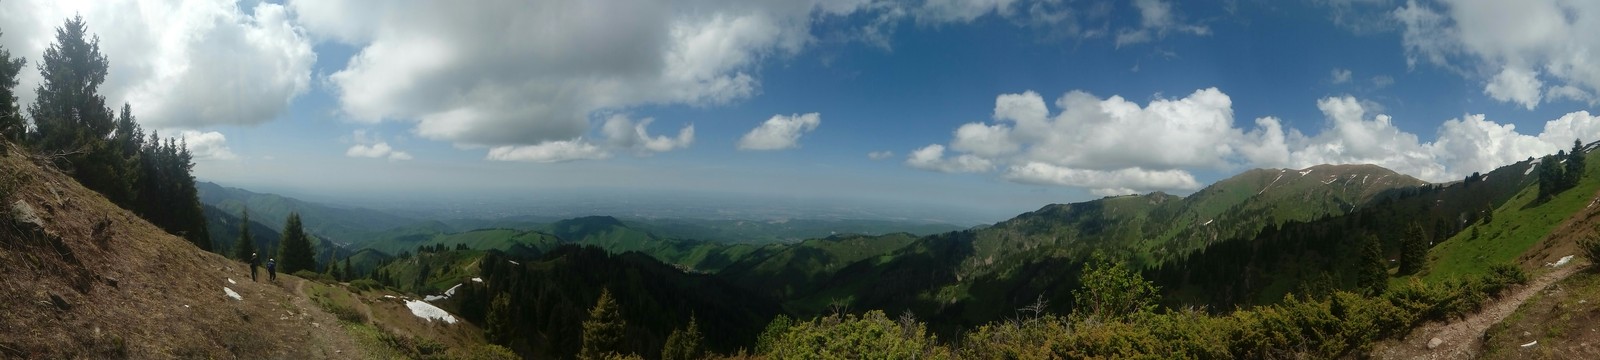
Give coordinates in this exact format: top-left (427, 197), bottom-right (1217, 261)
top-left (267, 258), bottom-right (277, 282)
top-left (249, 252), bottom-right (259, 282)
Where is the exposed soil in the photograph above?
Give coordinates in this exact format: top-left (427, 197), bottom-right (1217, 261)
top-left (1373, 265), bottom-right (1582, 359)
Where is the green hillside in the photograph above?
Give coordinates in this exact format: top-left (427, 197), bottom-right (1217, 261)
top-left (716, 232), bottom-right (921, 299)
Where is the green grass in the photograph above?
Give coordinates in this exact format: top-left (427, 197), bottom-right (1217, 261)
top-left (1425, 157), bottom-right (1600, 282)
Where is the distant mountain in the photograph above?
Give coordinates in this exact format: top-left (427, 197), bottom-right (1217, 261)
top-left (203, 204), bottom-right (355, 266)
top-left (195, 182), bottom-right (418, 245)
top-left (715, 232), bottom-right (921, 299)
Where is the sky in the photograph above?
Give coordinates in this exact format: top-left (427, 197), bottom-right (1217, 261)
top-left (4, 0), bottom-right (1600, 222)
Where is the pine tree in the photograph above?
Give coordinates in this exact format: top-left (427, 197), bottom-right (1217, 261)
top-left (342, 257), bottom-right (352, 281)
top-left (278, 212), bottom-right (316, 274)
top-left (661, 315), bottom-right (704, 360)
top-left (486, 294), bottom-right (512, 344)
top-left (1399, 225), bottom-right (1428, 276)
top-left (1538, 154), bottom-right (1565, 202)
top-left (232, 208), bottom-right (255, 261)
top-left (1567, 139), bottom-right (1586, 189)
top-left (0, 29), bottom-right (25, 143)
top-left (581, 288), bottom-right (626, 360)
top-left (1357, 233), bottom-right (1388, 295)
top-left (29, 16), bottom-right (133, 209)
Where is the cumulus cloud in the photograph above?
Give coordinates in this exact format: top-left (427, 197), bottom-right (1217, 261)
top-left (906, 144), bottom-right (994, 173)
top-left (344, 130), bottom-right (413, 161)
top-left (0, 0), bottom-right (314, 127)
top-left (1331, 68), bottom-right (1354, 84)
top-left (175, 130), bottom-right (238, 160)
top-left (868, 150), bottom-right (895, 160)
top-left (908, 87), bottom-right (1600, 194)
top-left (601, 115), bottom-right (694, 154)
top-left (1395, 0), bottom-right (1600, 109)
top-left (738, 113), bottom-right (822, 151)
top-left (486, 140), bottom-right (611, 163)
top-left (1484, 67), bottom-right (1544, 110)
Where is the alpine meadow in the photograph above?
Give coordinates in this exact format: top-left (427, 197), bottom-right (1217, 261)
top-left (9, 1), bottom-right (1600, 359)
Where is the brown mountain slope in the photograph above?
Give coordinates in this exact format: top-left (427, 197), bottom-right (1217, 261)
top-left (0, 143), bottom-right (367, 358)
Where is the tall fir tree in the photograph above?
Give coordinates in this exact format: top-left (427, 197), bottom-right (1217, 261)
top-left (278, 212), bottom-right (316, 274)
top-left (0, 29), bottom-right (25, 143)
top-left (232, 208), bottom-right (255, 261)
top-left (1357, 233), bottom-right (1388, 296)
top-left (1567, 139), bottom-right (1586, 189)
top-left (1538, 154), bottom-right (1565, 202)
top-left (486, 294), bottom-right (512, 345)
top-left (581, 288), bottom-right (626, 360)
top-left (1399, 225), bottom-right (1428, 276)
top-left (28, 16), bottom-right (133, 208)
top-left (661, 315), bottom-right (704, 360)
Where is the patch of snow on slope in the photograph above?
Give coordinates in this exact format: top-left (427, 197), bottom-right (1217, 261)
top-left (224, 287), bottom-right (242, 301)
top-left (227, 278), bottom-right (236, 284)
top-left (1201, 219), bottom-right (1213, 226)
top-left (445, 283), bottom-right (463, 297)
top-left (406, 300), bottom-right (459, 324)
top-left (1299, 169), bottom-right (1313, 176)
top-left (1549, 255), bottom-right (1575, 267)
top-left (1526, 159), bottom-right (1541, 175)
top-left (471, 277), bottom-right (484, 283)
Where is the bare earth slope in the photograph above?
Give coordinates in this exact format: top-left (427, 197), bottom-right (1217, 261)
top-left (0, 144), bottom-right (360, 358)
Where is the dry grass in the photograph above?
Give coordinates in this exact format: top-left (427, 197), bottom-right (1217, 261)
top-left (0, 142), bottom-right (363, 358)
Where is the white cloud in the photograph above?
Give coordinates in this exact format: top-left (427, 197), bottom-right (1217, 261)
top-left (868, 150), bottom-right (895, 160)
top-left (344, 130), bottom-right (412, 161)
top-left (1371, 75), bottom-right (1396, 88)
top-left (909, 87), bottom-right (1600, 192)
top-left (1484, 66), bottom-right (1544, 110)
top-left (0, 0), bottom-right (314, 127)
top-left (486, 139), bottom-right (611, 163)
top-left (292, 0), bottom-right (837, 148)
top-left (906, 144), bottom-right (994, 173)
top-left (738, 113), bottom-right (822, 151)
top-left (1002, 162), bottom-right (1201, 196)
top-left (1332, 68), bottom-right (1354, 84)
top-left (175, 130), bottom-right (238, 160)
top-left (601, 115), bottom-right (694, 153)
top-left (1396, 0), bottom-right (1600, 108)
top-left (1115, 0), bottom-right (1210, 47)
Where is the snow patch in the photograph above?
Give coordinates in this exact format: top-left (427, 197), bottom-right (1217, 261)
top-left (508, 260), bottom-right (520, 265)
top-left (227, 278), bottom-right (236, 285)
top-left (445, 283), bottom-right (462, 297)
top-left (1549, 255), bottom-right (1575, 267)
top-left (470, 277), bottom-right (484, 283)
top-left (1259, 173), bottom-right (1286, 195)
top-left (405, 300), bottom-right (458, 324)
top-left (1299, 169), bottom-right (1313, 176)
top-left (224, 287), bottom-right (242, 301)
top-left (1201, 219), bottom-right (1213, 226)
top-left (424, 295), bottom-right (446, 302)
top-left (383, 295), bottom-right (396, 299)
top-left (1526, 160), bottom-right (1541, 175)
top-left (1521, 340), bottom-right (1538, 348)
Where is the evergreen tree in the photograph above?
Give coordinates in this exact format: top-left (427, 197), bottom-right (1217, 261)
top-left (1567, 139), bottom-right (1586, 189)
top-left (0, 29), bottom-right (25, 143)
top-left (1399, 225), bottom-right (1428, 276)
top-left (486, 294), bottom-right (512, 345)
top-left (342, 257), bottom-right (352, 281)
top-left (581, 288), bottom-right (626, 360)
top-left (1538, 154), bottom-right (1565, 202)
top-left (661, 315), bottom-right (704, 360)
top-left (1357, 234), bottom-right (1388, 296)
top-left (232, 208), bottom-right (255, 261)
top-left (278, 212), bottom-right (316, 273)
top-left (28, 16), bottom-right (133, 208)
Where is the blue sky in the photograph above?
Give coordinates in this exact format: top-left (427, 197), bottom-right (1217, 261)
top-left (4, 0), bottom-right (1600, 222)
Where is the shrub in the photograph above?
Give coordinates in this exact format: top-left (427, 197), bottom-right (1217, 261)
top-left (1580, 235), bottom-right (1600, 270)
top-left (767, 310), bottom-right (951, 359)
top-left (446, 344), bottom-right (518, 360)
top-left (292, 270), bottom-right (335, 283)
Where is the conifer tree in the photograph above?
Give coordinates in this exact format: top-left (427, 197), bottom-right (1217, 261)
top-left (1567, 139), bottom-right (1586, 189)
top-left (29, 16), bottom-right (134, 208)
top-left (1357, 233), bottom-right (1388, 295)
top-left (232, 208), bottom-right (255, 261)
top-left (1399, 225), bottom-right (1428, 276)
top-left (661, 315), bottom-right (704, 360)
top-left (581, 288), bottom-right (626, 360)
top-left (278, 212), bottom-right (316, 273)
top-left (486, 294), bottom-right (512, 345)
top-left (0, 29), bottom-right (25, 143)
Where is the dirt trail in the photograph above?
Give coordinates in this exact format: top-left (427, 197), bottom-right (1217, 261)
top-left (1375, 265), bottom-right (1583, 359)
top-left (281, 278), bottom-right (364, 359)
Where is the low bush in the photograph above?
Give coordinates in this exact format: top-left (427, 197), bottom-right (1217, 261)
top-left (348, 278), bottom-right (382, 291)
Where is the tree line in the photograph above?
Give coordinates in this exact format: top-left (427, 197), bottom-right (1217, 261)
top-left (0, 17), bottom-right (210, 251)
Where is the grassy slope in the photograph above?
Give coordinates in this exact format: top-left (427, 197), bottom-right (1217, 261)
top-left (1482, 268), bottom-right (1600, 359)
top-left (717, 233), bottom-right (920, 299)
top-left (1424, 156), bottom-right (1600, 282)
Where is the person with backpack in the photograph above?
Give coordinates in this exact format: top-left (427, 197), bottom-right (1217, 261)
top-left (267, 258), bottom-right (277, 282)
top-left (249, 252), bottom-right (259, 281)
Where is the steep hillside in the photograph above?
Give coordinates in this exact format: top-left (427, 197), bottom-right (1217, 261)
top-left (0, 144), bottom-right (495, 358)
top-left (0, 145), bottom-right (358, 357)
